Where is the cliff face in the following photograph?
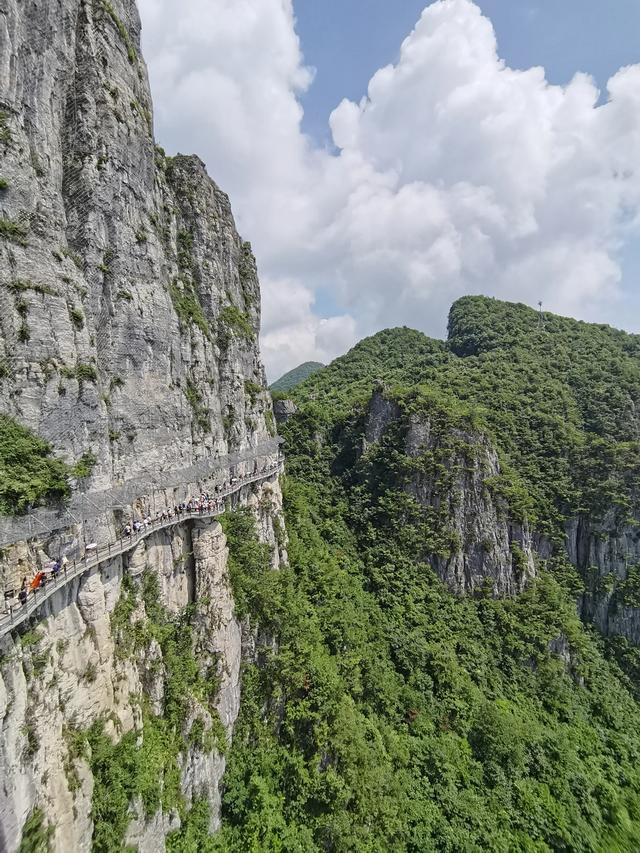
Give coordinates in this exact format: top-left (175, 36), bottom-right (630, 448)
top-left (568, 515), bottom-right (640, 644)
top-left (0, 1), bottom-right (283, 850)
top-left (362, 389), bottom-right (640, 630)
top-left (0, 0), bottom-right (272, 491)
top-left (362, 390), bottom-right (536, 597)
top-left (0, 476), bottom-right (286, 852)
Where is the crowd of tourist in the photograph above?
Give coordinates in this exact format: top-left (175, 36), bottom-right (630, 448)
top-left (3, 462), bottom-right (279, 615)
top-left (12, 556), bottom-right (70, 606)
top-left (122, 476), bottom-right (247, 536)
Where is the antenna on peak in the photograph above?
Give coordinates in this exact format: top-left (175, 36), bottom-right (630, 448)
top-left (537, 301), bottom-right (544, 331)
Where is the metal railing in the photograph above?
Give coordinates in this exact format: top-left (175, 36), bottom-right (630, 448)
top-left (0, 439), bottom-right (282, 547)
top-left (0, 463), bottom-right (282, 639)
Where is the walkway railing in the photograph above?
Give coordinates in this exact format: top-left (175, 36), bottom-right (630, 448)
top-left (0, 438), bottom-right (283, 548)
top-left (0, 463), bottom-right (282, 639)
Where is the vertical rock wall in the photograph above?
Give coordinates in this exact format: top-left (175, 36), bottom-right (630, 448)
top-left (0, 0), bottom-right (273, 495)
top-left (362, 390), bottom-right (536, 598)
top-left (0, 0), bottom-right (285, 849)
top-left (0, 475), bottom-right (285, 852)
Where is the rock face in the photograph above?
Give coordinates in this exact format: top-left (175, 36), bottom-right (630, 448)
top-left (362, 391), bottom-right (536, 597)
top-left (273, 398), bottom-right (297, 425)
top-left (362, 390), bottom-right (640, 645)
top-left (568, 515), bottom-right (640, 644)
top-left (0, 474), bottom-right (285, 852)
top-left (0, 0), bottom-right (273, 503)
top-left (0, 0), bottom-right (284, 850)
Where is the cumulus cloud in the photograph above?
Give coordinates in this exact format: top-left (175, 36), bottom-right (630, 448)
top-left (139, 0), bottom-right (640, 379)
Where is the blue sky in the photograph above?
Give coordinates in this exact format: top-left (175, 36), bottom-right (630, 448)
top-left (295, 0), bottom-right (640, 144)
top-left (141, 0), bottom-right (640, 377)
top-left (291, 0), bottom-right (640, 339)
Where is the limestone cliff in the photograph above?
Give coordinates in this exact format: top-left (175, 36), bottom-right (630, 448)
top-left (0, 0), bottom-right (273, 493)
top-left (0, 475), bottom-right (286, 852)
top-left (362, 389), bottom-right (535, 598)
top-left (362, 386), bottom-right (640, 646)
top-left (0, 0), bottom-right (283, 849)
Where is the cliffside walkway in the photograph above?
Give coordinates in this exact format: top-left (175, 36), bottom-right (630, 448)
top-left (0, 439), bottom-right (282, 548)
top-left (0, 462), bottom-right (282, 640)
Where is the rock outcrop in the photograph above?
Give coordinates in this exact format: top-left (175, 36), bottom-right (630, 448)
top-left (362, 388), bottom-right (640, 642)
top-left (362, 390), bottom-right (536, 597)
top-left (568, 514), bottom-right (640, 644)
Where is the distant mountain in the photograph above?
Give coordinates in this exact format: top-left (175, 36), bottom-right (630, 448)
top-left (270, 361), bottom-right (325, 392)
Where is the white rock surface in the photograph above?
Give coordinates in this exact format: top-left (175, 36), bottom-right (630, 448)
top-left (0, 0), bottom-right (285, 848)
top-left (0, 473), bottom-right (284, 852)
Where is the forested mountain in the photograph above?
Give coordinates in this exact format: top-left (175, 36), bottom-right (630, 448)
top-left (270, 361), bottom-right (325, 392)
top-left (208, 297), bottom-right (640, 851)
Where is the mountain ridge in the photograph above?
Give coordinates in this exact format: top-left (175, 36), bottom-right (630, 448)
top-left (270, 360), bottom-right (325, 392)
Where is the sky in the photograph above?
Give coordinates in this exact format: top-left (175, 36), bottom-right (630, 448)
top-left (138, 0), bottom-right (640, 380)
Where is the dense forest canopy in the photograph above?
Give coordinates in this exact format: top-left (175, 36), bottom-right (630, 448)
top-left (186, 297), bottom-right (640, 851)
top-left (293, 296), bottom-right (640, 539)
top-left (270, 361), bottom-right (326, 393)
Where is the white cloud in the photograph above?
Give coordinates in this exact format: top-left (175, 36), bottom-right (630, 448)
top-left (139, 0), bottom-right (640, 379)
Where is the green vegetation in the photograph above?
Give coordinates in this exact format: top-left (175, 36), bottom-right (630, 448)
top-left (98, 248), bottom-right (114, 274)
top-left (21, 720), bottom-right (39, 759)
top-left (88, 712), bottom-right (182, 852)
top-left (68, 305), bottom-right (84, 330)
top-left (293, 298), bottom-right (640, 541)
top-left (30, 151), bottom-right (45, 178)
top-left (62, 725), bottom-right (87, 795)
top-left (18, 807), bottom-right (52, 853)
top-left (166, 800), bottom-right (214, 852)
top-left (243, 379), bottom-right (263, 404)
top-left (213, 473), bottom-right (640, 851)
top-left (0, 416), bottom-right (72, 513)
top-left (60, 247), bottom-right (83, 269)
top-left (185, 380), bottom-right (211, 432)
top-left (169, 279), bottom-right (211, 338)
top-left (238, 241), bottom-right (257, 305)
top-left (0, 217), bottom-right (28, 245)
top-left (270, 360), bottom-right (325, 392)
top-left (0, 110), bottom-right (11, 145)
top-left (0, 418), bottom-right (103, 513)
top-left (72, 451), bottom-right (97, 479)
top-left (177, 228), bottom-right (194, 273)
top-left (84, 572), bottom-right (224, 850)
top-left (60, 362), bottom-right (98, 384)
top-left (0, 177), bottom-right (8, 190)
top-left (154, 145), bottom-right (166, 169)
top-left (218, 305), bottom-right (254, 343)
top-left (8, 279), bottom-right (57, 297)
top-left (210, 298), bottom-right (640, 849)
top-left (264, 408), bottom-right (276, 437)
